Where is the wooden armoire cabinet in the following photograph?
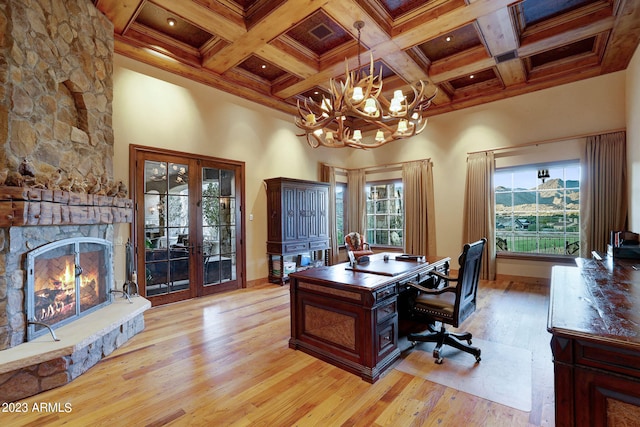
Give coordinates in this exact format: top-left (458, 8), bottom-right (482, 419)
top-left (265, 177), bottom-right (330, 284)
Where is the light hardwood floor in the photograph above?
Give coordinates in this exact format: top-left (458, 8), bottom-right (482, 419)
top-left (5, 278), bottom-right (555, 427)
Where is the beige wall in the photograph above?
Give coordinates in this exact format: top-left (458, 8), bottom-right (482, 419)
top-left (627, 44), bottom-right (640, 232)
top-left (112, 53), bottom-right (628, 284)
top-left (112, 55), bottom-right (345, 283)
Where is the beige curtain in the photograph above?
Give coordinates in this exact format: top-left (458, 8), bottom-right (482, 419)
top-left (321, 164), bottom-right (339, 265)
top-left (402, 160), bottom-right (436, 256)
top-left (347, 169), bottom-right (367, 236)
top-left (463, 152), bottom-right (495, 280)
top-left (581, 131), bottom-right (627, 256)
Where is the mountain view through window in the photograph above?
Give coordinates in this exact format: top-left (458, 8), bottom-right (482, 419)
top-left (495, 162), bottom-right (580, 255)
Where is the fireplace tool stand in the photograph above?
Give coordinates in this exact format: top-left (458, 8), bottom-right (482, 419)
top-left (123, 239), bottom-right (139, 297)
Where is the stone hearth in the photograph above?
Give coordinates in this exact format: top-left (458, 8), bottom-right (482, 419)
top-left (0, 297), bottom-right (149, 403)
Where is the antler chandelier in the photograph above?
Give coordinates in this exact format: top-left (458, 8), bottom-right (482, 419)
top-left (295, 21), bottom-right (437, 149)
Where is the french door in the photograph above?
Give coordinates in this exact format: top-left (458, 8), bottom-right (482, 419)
top-left (131, 146), bottom-right (245, 305)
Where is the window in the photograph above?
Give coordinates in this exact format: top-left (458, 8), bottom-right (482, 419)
top-left (366, 181), bottom-right (403, 247)
top-left (495, 162), bottom-right (580, 255)
top-left (335, 183), bottom-right (346, 245)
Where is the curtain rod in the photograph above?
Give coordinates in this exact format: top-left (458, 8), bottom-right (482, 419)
top-left (467, 128), bottom-right (626, 155)
top-left (324, 158), bottom-right (432, 173)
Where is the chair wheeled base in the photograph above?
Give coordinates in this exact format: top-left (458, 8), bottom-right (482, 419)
top-left (408, 323), bottom-right (482, 364)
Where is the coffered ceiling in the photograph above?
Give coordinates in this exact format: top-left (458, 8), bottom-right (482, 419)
top-left (94, 0), bottom-right (640, 118)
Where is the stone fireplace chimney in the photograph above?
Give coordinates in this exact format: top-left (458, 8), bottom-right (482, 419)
top-left (1, 0), bottom-right (116, 350)
top-left (0, 1), bottom-right (148, 403)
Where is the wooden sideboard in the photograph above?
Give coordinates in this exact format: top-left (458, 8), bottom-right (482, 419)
top-left (548, 258), bottom-right (640, 426)
top-left (289, 253), bottom-right (450, 383)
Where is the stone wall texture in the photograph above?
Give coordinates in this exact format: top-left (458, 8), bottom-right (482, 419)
top-left (0, 0), bottom-right (116, 350)
top-left (0, 0), bottom-right (114, 181)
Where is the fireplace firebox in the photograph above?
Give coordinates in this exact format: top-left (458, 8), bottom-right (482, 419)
top-left (26, 237), bottom-right (113, 340)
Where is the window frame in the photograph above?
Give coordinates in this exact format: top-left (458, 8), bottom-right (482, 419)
top-left (365, 179), bottom-right (404, 249)
top-left (495, 160), bottom-right (580, 260)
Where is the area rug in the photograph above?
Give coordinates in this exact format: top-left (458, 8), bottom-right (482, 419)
top-left (394, 338), bottom-right (532, 412)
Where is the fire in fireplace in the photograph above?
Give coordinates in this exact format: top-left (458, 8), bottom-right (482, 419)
top-left (25, 237), bottom-right (113, 340)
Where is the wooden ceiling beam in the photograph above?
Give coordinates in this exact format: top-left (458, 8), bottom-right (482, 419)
top-left (203, 0), bottom-right (323, 73)
top-left (601, 0), bottom-right (640, 72)
top-left (475, 6), bottom-right (527, 87)
top-left (94, 0), bottom-right (144, 34)
top-left (256, 43), bottom-right (318, 78)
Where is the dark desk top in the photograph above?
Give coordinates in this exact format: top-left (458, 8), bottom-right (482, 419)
top-left (289, 253), bottom-right (450, 292)
top-left (548, 257), bottom-right (640, 347)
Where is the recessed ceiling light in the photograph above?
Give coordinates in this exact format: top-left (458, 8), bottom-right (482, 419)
top-left (469, 74), bottom-right (475, 79)
top-left (261, 64), bottom-right (267, 69)
top-left (445, 36), bottom-right (452, 42)
top-left (167, 18), bottom-right (176, 27)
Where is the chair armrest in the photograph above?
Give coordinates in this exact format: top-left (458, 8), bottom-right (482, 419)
top-left (362, 242), bottom-right (371, 250)
top-left (406, 281), bottom-right (456, 295)
top-left (429, 270), bottom-right (459, 283)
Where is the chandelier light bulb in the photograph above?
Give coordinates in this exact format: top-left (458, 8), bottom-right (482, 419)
top-left (306, 113), bottom-right (316, 125)
top-left (353, 130), bottom-right (362, 141)
top-left (397, 120), bottom-right (408, 133)
top-left (364, 98), bottom-right (377, 114)
top-left (313, 128), bottom-right (323, 136)
top-left (325, 131), bottom-right (334, 142)
top-left (375, 130), bottom-right (385, 142)
top-left (389, 97), bottom-right (402, 113)
top-left (352, 87), bottom-right (364, 101)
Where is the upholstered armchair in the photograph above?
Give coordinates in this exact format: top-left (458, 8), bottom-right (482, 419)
top-left (406, 238), bottom-right (486, 364)
top-left (344, 232), bottom-right (374, 260)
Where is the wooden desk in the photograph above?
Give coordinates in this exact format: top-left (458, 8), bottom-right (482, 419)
top-left (288, 253), bottom-right (450, 383)
top-left (548, 258), bottom-right (640, 426)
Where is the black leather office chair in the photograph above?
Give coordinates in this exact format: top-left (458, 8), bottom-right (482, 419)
top-left (406, 238), bottom-right (486, 364)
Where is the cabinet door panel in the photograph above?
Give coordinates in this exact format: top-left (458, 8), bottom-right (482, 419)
top-left (283, 186), bottom-right (297, 241)
top-left (575, 367), bottom-right (640, 427)
top-left (296, 188), bottom-right (310, 240)
top-left (317, 188), bottom-right (329, 239)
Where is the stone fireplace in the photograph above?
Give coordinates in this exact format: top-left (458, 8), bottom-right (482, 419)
top-left (0, 0), bottom-right (149, 402)
top-left (26, 236), bottom-right (112, 341)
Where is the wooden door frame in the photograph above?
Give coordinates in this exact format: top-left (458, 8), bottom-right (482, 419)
top-left (129, 144), bottom-right (246, 305)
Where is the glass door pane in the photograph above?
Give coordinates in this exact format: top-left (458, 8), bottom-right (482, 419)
top-left (143, 160), bottom-right (191, 297)
top-left (202, 167), bottom-right (236, 286)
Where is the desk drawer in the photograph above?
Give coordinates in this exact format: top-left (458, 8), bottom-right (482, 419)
top-left (375, 285), bottom-right (396, 302)
top-left (376, 316), bottom-right (397, 362)
top-left (376, 298), bottom-right (396, 324)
